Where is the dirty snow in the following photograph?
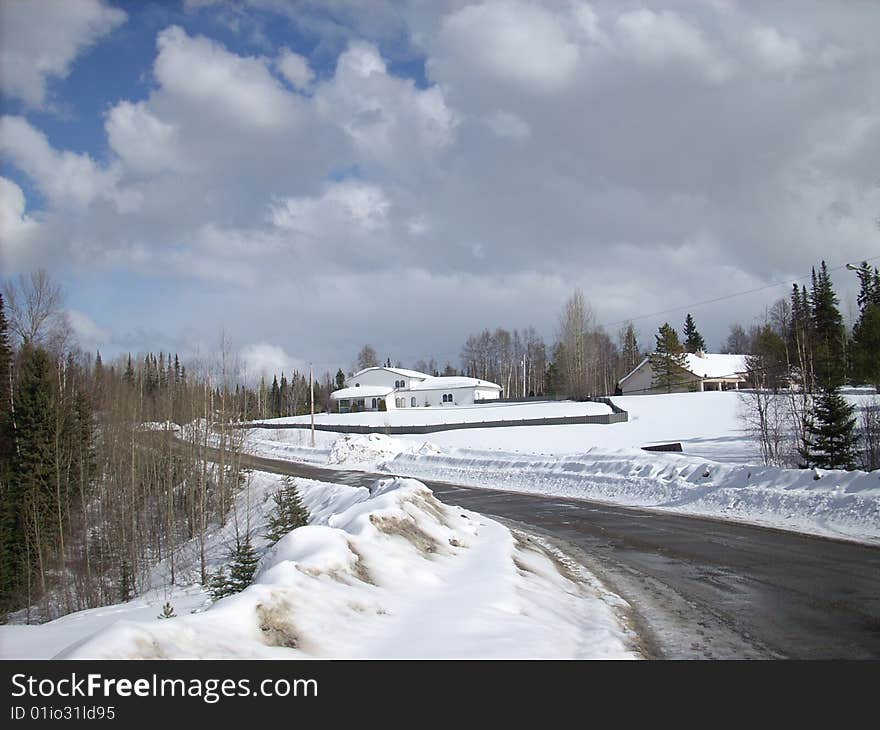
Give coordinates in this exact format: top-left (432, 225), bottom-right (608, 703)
top-left (0, 472), bottom-right (638, 659)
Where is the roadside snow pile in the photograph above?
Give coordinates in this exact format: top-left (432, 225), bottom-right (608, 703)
top-left (383, 447), bottom-right (880, 544)
top-left (244, 427), bottom-right (336, 465)
top-left (39, 477), bottom-right (637, 659)
top-left (327, 433), bottom-right (408, 465)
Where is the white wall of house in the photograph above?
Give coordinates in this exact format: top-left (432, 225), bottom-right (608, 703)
top-left (346, 368), bottom-right (426, 390)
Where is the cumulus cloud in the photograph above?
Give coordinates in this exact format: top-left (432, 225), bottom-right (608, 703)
top-left (0, 177), bottom-right (39, 269)
top-left (277, 48), bottom-right (315, 90)
top-left (3, 1), bottom-right (880, 367)
top-left (431, 0), bottom-right (581, 92)
top-left (0, 0), bottom-right (126, 107)
top-left (239, 343), bottom-right (305, 382)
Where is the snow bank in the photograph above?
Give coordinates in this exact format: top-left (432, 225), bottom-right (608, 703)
top-left (28, 476), bottom-right (636, 659)
top-left (383, 447), bottom-right (880, 544)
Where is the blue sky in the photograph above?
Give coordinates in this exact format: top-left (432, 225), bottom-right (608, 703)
top-left (2, 0), bottom-right (878, 378)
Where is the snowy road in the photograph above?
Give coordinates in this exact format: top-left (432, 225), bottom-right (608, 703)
top-left (229, 449), bottom-right (880, 659)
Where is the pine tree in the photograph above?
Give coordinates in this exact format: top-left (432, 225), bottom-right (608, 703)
top-left (335, 369), bottom-right (345, 390)
top-left (270, 375), bottom-right (280, 418)
top-left (229, 535), bottom-right (260, 592)
top-left (851, 261), bottom-right (880, 390)
top-left (620, 322), bottom-right (641, 372)
top-left (810, 261), bottom-right (845, 389)
top-left (800, 386), bottom-right (859, 469)
top-left (650, 323), bottom-right (690, 393)
top-left (0, 295), bottom-right (18, 612)
top-left (157, 602), bottom-right (176, 619)
top-left (264, 477), bottom-right (310, 545)
top-left (683, 313), bottom-right (706, 353)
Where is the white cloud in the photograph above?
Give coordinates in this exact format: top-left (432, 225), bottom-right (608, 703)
top-left (615, 9), bottom-right (734, 83)
top-left (0, 176), bottom-right (39, 268)
top-left (277, 48), bottom-right (314, 90)
top-left (154, 25), bottom-right (300, 130)
top-left (67, 309), bottom-right (110, 347)
top-left (746, 26), bottom-right (805, 74)
top-left (485, 110), bottom-right (530, 142)
top-left (0, 0), bottom-right (126, 107)
top-left (271, 180), bottom-right (391, 238)
top-left (105, 101), bottom-right (182, 174)
top-left (0, 115), bottom-right (138, 211)
top-left (432, 0), bottom-right (581, 92)
top-left (239, 342), bottom-right (304, 381)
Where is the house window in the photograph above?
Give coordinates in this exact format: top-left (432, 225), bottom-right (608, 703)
top-left (411, 397), bottom-right (416, 407)
top-left (371, 398), bottom-right (377, 409)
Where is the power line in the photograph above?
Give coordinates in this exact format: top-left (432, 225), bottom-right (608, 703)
top-left (599, 253), bottom-right (880, 330)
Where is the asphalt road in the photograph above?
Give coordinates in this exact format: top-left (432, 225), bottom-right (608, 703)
top-left (234, 450), bottom-right (880, 659)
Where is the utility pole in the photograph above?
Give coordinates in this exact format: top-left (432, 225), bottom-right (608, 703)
top-left (309, 363), bottom-right (315, 447)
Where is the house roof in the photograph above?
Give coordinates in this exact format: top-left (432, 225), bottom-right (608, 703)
top-left (618, 353), bottom-right (748, 385)
top-left (408, 376), bottom-right (502, 391)
top-left (349, 366), bottom-right (429, 381)
top-left (330, 385), bottom-right (393, 399)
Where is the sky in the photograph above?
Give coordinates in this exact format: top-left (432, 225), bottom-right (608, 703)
top-left (1, 0), bottom-right (879, 379)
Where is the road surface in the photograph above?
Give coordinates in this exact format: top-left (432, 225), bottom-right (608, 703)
top-left (233, 450), bottom-right (880, 659)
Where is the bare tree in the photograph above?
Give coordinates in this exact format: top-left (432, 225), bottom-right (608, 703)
top-left (3, 270), bottom-right (70, 351)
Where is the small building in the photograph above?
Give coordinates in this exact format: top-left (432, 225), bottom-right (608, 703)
top-left (617, 351), bottom-right (749, 395)
top-left (330, 366), bottom-right (502, 413)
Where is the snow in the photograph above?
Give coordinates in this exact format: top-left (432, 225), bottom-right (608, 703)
top-left (0, 472), bottom-right (638, 659)
top-left (240, 392), bottom-right (880, 545)
top-left (258, 399), bottom-right (612, 427)
top-left (682, 353), bottom-right (748, 378)
top-left (351, 366), bottom-right (429, 380)
top-left (408, 375), bottom-right (501, 391)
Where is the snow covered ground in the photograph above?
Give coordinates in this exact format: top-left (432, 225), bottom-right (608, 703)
top-left (0, 471), bottom-right (638, 659)
top-left (254, 399), bottom-right (611, 427)
top-left (241, 392), bottom-right (880, 545)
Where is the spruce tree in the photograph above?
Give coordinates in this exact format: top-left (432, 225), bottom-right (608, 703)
top-left (810, 261), bottom-right (846, 389)
top-left (851, 261), bottom-right (880, 390)
top-left (683, 313), bottom-right (706, 353)
top-left (800, 386), bottom-right (859, 469)
top-left (650, 323), bottom-right (690, 393)
top-left (0, 295), bottom-right (18, 612)
top-left (335, 369), bottom-right (345, 390)
top-left (228, 535), bottom-right (260, 592)
top-left (620, 323), bottom-right (641, 372)
top-left (264, 477), bottom-right (310, 545)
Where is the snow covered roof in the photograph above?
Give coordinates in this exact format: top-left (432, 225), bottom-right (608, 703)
top-left (330, 385), bottom-right (393, 399)
top-left (350, 366), bottom-right (429, 380)
top-left (408, 376), bottom-right (502, 391)
top-left (683, 353), bottom-right (748, 378)
top-left (618, 353), bottom-right (748, 384)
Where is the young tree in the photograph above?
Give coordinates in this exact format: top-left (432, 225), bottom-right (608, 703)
top-left (800, 386), bottom-right (859, 470)
top-left (649, 323), bottom-right (689, 393)
top-left (683, 313), bottom-right (706, 353)
top-left (264, 477), bottom-right (310, 545)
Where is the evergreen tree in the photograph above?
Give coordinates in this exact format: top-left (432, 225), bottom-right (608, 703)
top-left (269, 375), bottom-right (280, 418)
top-left (0, 295), bottom-right (18, 613)
top-left (335, 369), bottom-right (345, 390)
top-left (650, 323), bottom-right (689, 393)
top-left (851, 261), bottom-right (880, 390)
top-left (11, 346), bottom-right (56, 599)
top-left (620, 322), bottom-right (641, 372)
top-left (683, 313), bottom-right (706, 353)
top-left (228, 535), bottom-right (260, 593)
top-left (810, 261), bottom-right (845, 389)
top-left (264, 477), bottom-right (310, 545)
top-left (800, 386), bottom-right (859, 469)
top-left (852, 303), bottom-right (880, 390)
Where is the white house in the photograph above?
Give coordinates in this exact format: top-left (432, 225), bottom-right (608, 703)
top-left (331, 366), bottom-right (502, 413)
top-left (618, 352), bottom-right (749, 395)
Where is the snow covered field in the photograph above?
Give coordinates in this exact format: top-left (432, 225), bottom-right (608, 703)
top-left (0, 471), bottom-right (638, 659)
top-left (253, 399), bottom-right (611, 427)
top-left (242, 392), bottom-right (880, 544)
